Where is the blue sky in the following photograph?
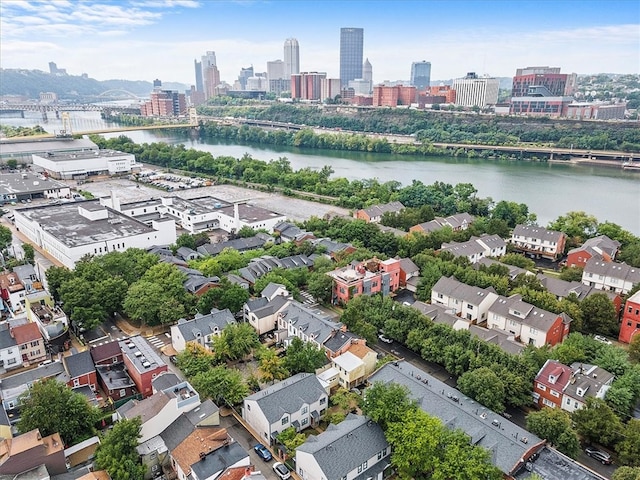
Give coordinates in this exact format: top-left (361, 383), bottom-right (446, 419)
top-left (1, 0), bottom-right (638, 85)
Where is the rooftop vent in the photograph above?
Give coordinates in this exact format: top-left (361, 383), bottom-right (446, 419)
top-left (142, 361), bottom-right (151, 368)
top-left (134, 351), bottom-right (142, 357)
top-left (127, 342), bottom-right (135, 349)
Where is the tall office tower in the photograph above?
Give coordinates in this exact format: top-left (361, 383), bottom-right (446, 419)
top-left (204, 64), bottom-right (220, 100)
top-left (194, 60), bottom-right (203, 93)
top-left (201, 51), bottom-right (217, 69)
top-left (512, 66), bottom-right (567, 97)
top-left (452, 72), bottom-right (499, 107)
top-left (267, 60), bottom-right (288, 94)
top-left (238, 66), bottom-right (254, 90)
top-left (283, 38), bottom-right (300, 79)
top-left (410, 61), bottom-right (431, 91)
top-left (340, 27), bottom-right (364, 87)
top-left (362, 58), bottom-right (373, 93)
top-left (201, 51), bottom-right (217, 98)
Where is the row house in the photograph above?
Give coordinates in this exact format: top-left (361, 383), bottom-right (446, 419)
top-left (296, 414), bottom-right (390, 480)
top-left (243, 283), bottom-right (291, 335)
top-left (327, 257), bottom-right (400, 305)
top-left (566, 235), bottom-right (621, 268)
top-left (1, 361), bottom-right (66, 411)
top-left (354, 201), bottom-right (405, 223)
top-left (537, 273), bottom-right (622, 313)
top-left (170, 309), bottom-right (236, 353)
top-left (196, 233), bottom-right (270, 256)
top-left (62, 350), bottom-right (97, 391)
top-left (620, 290), bottom-right (640, 344)
top-left (25, 291), bottom-right (68, 344)
top-left (431, 276), bottom-right (498, 323)
top-left (509, 225), bottom-right (567, 261)
top-left (312, 238), bottom-right (357, 262)
top-left (177, 265), bottom-right (220, 297)
top-left (273, 221), bottom-right (316, 244)
top-left (409, 212), bottom-right (475, 234)
top-left (243, 373), bottom-right (328, 445)
top-left (277, 301), bottom-right (346, 352)
top-left (581, 258), bottom-right (640, 295)
top-left (487, 294), bottom-right (572, 347)
top-left (533, 360), bottom-right (614, 412)
top-left (0, 321), bottom-right (47, 371)
top-left (237, 254), bottom-right (314, 285)
top-left (440, 234), bottom-right (506, 264)
top-left (0, 429), bottom-right (67, 476)
top-left (119, 336), bottom-right (168, 398)
top-left (398, 257), bottom-right (420, 291)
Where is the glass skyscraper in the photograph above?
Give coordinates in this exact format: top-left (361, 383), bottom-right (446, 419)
top-left (340, 27), bottom-right (364, 88)
top-left (410, 61), bottom-right (431, 91)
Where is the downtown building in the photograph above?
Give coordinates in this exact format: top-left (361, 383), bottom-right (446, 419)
top-left (410, 61), bottom-right (431, 91)
top-left (452, 72), bottom-right (499, 108)
top-left (283, 38), bottom-right (300, 79)
top-left (140, 81), bottom-right (187, 117)
top-left (373, 85), bottom-right (417, 107)
top-left (291, 72), bottom-right (327, 101)
top-left (267, 59), bottom-right (288, 95)
top-left (340, 27), bottom-right (364, 88)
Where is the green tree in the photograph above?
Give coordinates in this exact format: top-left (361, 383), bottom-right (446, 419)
top-left (6, 159), bottom-right (18, 169)
top-left (0, 225), bottom-right (12, 251)
top-left (361, 382), bottom-right (417, 430)
top-left (21, 243), bottom-right (35, 263)
top-left (549, 211), bottom-right (599, 247)
top-left (218, 283), bottom-right (250, 313)
top-left (526, 408), bottom-right (579, 458)
top-left (581, 293), bottom-right (618, 336)
top-left (283, 337), bottom-right (327, 374)
top-left (175, 232), bottom-right (196, 250)
top-left (211, 322), bottom-right (260, 362)
top-left (306, 271), bottom-right (334, 304)
top-left (257, 347), bottom-right (289, 383)
top-left (629, 335), bottom-right (640, 363)
top-left (177, 342), bottom-right (218, 377)
top-left (457, 367), bottom-right (506, 413)
top-left (560, 266), bottom-right (584, 282)
top-left (572, 397), bottom-right (623, 447)
top-left (612, 466), bottom-right (640, 480)
top-left (17, 379), bottom-right (101, 446)
top-left (45, 266), bottom-right (74, 301)
top-left (616, 419), bottom-right (640, 467)
top-left (191, 365), bottom-right (249, 405)
top-left (94, 417), bottom-right (146, 480)
top-left (277, 427), bottom-right (306, 455)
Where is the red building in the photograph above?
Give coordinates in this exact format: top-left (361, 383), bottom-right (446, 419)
top-left (428, 85), bottom-right (456, 103)
top-left (327, 257), bottom-right (401, 305)
top-left (532, 359), bottom-right (572, 409)
top-left (566, 235), bottom-right (621, 269)
top-left (373, 85), bottom-right (416, 107)
top-left (620, 290), bottom-right (640, 344)
top-left (512, 67), bottom-right (568, 97)
top-left (140, 89), bottom-right (187, 117)
top-left (290, 72), bottom-right (326, 101)
top-left (63, 350), bottom-right (97, 391)
top-left (119, 336), bottom-right (168, 398)
top-left (90, 341), bottom-right (123, 366)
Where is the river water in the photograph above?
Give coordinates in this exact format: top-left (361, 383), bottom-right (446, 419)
top-left (3, 112), bottom-right (639, 233)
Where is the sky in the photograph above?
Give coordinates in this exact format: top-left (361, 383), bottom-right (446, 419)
top-left (1, 0), bottom-right (639, 86)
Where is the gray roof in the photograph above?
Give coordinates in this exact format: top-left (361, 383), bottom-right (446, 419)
top-left (469, 325), bottom-right (524, 355)
top-left (360, 201), bottom-right (405, 219)
top-left (90, 340), bottom-right (122, 363)
top-left (398, 257), bottom-right (419, 274)
top-left (584, 259), bottom-right (640, 284)
top-left (297, 414), bottom-right (389, 479)
top-left (432, 276), bottom-right (497, 305)
top-left (245, 295), bottom-right (290, 320)
top-left (0, 325), bottom-right (17, 350)
top-left (536, 274), bottom-right (589, 300)
top-left (312, 238), bottom-right (354, 255)
top-left (564, 363), bottom-right (615, 402)
top-left (197, 236), bottom-right (268, 256)
top-left (244, 373), bottom-right (326, 425)
top-left (323, 331), bottom-right (360, 354)
top-left (0, 173), bottom-right (68, 197)
top-left (160, 414), bottom-right (196, 451)
top-left (489, 294), bottom-right (568, 332)
top-left (185, 399), bottom-right (219, 426)
top-left (96, 363), bottom-right (135, 391)
top-left (63, 350), bottom-right (95, 379)
top-left (175, 309), bottom-right (235, 342)
top-left (0, 137), bottom-right (97, 157)
top-left (413, 213), bottom-right (475, 233)
top-left (514, 445), bottom-right (607, 480)
top-left (12, 265), bottom-right (38, 284)
top-left (0, 404), bottom-right (10, 427)
top-left (512, 225), bottom-right (565, 243)
top-left (190, 442), bottom-right (248, 480)
top-left (281, 301), bottom-right (343, 346)
top-left (119, 335), bottom-right (166, 374)
top-left (152, 372), bottom-right (181, 392)
top-left (0, 360), bottom-right (66, 390)
top-left (441, 238), bottom-right (486, 257)
top-left (369, 361), bottom-right (544, 475)
top-left (261, 282), bottom-right (286, 299)
top-left (475, 257), bottom-right (532, 280)
top-left (14, 199), bottom-right (160, 248)
top-left (176, 246), bottom-right (199, 260)
top-left (568, 235), bottom-right (620, 258)
top-left (239, 255), bottom-right (313, 284)
top-left (411, 301), bottom-right (470, 329)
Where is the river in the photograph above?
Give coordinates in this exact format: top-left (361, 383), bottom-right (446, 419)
top-left (3, 111), bottom-right (639, 233)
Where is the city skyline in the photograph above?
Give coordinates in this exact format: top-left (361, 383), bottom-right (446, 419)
top-left (1, 0), bottom-right (638, 86)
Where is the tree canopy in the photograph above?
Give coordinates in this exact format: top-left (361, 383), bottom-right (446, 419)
top-left (94, 417), bottom-right (146, 480)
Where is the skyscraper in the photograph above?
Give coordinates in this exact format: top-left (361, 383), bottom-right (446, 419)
top-left (200, 51), bottom-right (217, 99)
top-left (283, 38), bottom-right (300, 79)
top-left (410, 61), bottom-right (431, 91)
top-left (340, 27), bottom-right (364, 88)
top-left (452, 72), bottom-right (499, 107)
top-left (194, 60), bottom-right (203, 93)
top-left (362, 58), bottom-right (373, 93)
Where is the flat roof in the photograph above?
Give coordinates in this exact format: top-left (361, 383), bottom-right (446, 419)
top-left (14, 199), bottom-right (157, 248)
top-left (0, 173), bottom-right (68, 195)
top-left (0, 137), bottom-right (97, 156)
top-left (34, 149), bottom-right (133, 162)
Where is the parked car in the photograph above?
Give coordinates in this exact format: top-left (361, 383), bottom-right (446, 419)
top-left (254, 443), bottom-right (272, 462)
top-left (378, 333), bottom-right (393, 344)
top-left (169, 355), bottom-right (178, 365)
top-left (585, 446), bottom-right (612, 464)
top-left (593, 335), bottom-right (612, 345)
top-left (272, 462), bottom-right (291, 480)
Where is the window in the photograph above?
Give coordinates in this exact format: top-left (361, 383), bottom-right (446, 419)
top-left (120, 389), bottom-right (126, 397)
top-left (542, 398), bottom-right (555, 408)
top-left (301, 418), bottom-right (308, 426)
top-left (247, 404), bottom-right (251, 411)
top-left (282, 417), bottom-right (289, 425)
top-left (301, 406), bottom-right (308, 414)
top-left (320, 397), bottom-right (326, 405)
top-left (537, 383), bottom-right (546, 391)
top-left (566, 398), bottom-right (571, 405)
top-left (550, 390), bottom-right (559, 398)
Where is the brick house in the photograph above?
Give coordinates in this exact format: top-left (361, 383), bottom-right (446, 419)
top-left (11, 322), bottom-right (46, 366)
top-left (327, 257), bottom-right (400, 305)
top-left (620, 290), bottom-right (640, 344)
top-left (119, 336), bottom-right (168, 398)
top-left (532, 360), bottom-right (573, 409)
top-left (90, 341), bottom-right (123, 366)
top-left (354, 201), bottom-right (404, 223)
top-left (566, 235), bottom-right (621, 268)
top-left (63, 349), bottom-right (97, 391)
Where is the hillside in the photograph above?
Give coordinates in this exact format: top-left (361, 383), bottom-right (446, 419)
top-left (0, 69), bottom-right (189, 100)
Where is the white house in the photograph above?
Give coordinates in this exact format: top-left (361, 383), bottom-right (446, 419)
top-left (431, 276), bottom-right (499, 323)
top-left (277, 301), bottom-right (345, 351)
top-left (440, 234), bottom-right (506, 264)
top-left (244, 283), bottom-right (291, 335)
top-left (581, 259), bottom-right (640, 295)
top-left (242, 373), bottom-right (328, 445)
top-left (509, 225), bottom-right (567, 261)
top-left (295, 414), bottom-right (390, 480)
top-left (170, 309), bottom-right (236, 353)
top-left (13, 200), bottom-right (176, 268)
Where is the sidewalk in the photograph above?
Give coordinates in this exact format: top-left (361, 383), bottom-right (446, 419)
top-left (0, 216), bottom-right (65, 268)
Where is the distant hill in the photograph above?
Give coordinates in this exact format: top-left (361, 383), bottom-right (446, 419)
top-left (0, 69), bottom-right (189, 100)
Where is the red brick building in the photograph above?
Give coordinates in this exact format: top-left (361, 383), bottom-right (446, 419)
top-left (327, 257), bottom-right (401, 305)
top-left (620, 290), bottom-right (640, 344)
top-left (63, 350), bottom-right (97, 391)
top-left (373, 85), bottom-right (416, 107)
top-left (532, 359), bottom-right (573, 409)
top-left (90, 341), bottom-right (123, 366)
top-left (140, 89), bottom-right (187, 117)
top-left (511, 68), bottom-right (568, 97)
top-left (566, 235), bottom-right (621, 269)
top-left (428, 85), bottom-right (456, 103)
top-left (119, 336), bottom-right (168, 398)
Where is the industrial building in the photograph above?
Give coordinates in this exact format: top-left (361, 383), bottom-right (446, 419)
top-left (0, 172), bottom-right (70, 204)
top-left (31, 149), bottom-right (138, 180)
top-left (0, 137), bottom-right (98, 165)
